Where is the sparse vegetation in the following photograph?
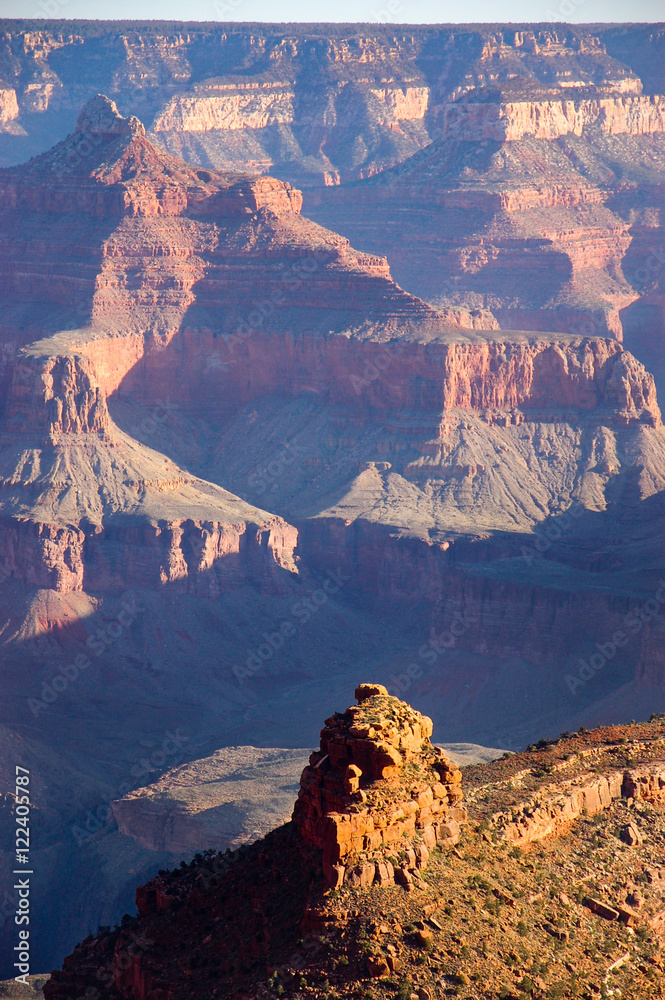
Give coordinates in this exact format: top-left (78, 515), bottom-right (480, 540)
top-left (47, 717), bottom-right (665, 1000)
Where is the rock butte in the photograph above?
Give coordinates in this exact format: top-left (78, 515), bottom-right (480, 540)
top-left (293, 684), bottom-right (467, 889)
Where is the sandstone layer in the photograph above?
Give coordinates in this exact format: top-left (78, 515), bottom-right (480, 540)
top-left (442, 95), bottom-right (665, 142)
top-left (489, 765), bottom-right (665, 847)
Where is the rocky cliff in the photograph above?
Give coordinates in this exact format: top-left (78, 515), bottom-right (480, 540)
top-left (442, 94), bottom-right (665, 142)
top-left (0, 330), bottom-right (299, 595)
top-left (0, 24), bottom-right (662, 182)
top-left (117, 326), bottom-right (661, 430)
top-left (305, 114), bottom-right (665, 340)
top-left (2, 96), bottom-right (658, 697)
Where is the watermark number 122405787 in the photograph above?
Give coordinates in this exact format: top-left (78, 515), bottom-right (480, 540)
top-left (13, 766), bottom-right (32, 985)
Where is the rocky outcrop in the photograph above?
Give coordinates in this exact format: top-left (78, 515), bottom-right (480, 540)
top-left (153, 83), bottom-right (296, 132)
top-left (0, 88), bottom-right (20, 132)
top-left (622, 764), bottom-right (665, 803)
top-left (294, 684), bottom-right (466, 888)
top-left (490, 765), bottom-right (665, 847)
top-left (41, 716), bottom-right (665, 1000)
top-left (6, 348), bottom-right (112, 439)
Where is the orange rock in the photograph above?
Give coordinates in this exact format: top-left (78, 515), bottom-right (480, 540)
top-left (293, 687), bottom-right (465, 885)
top-left (355, 683), bottom-right (389, 701)
top-left (344, 764), bottom-right (363, 795)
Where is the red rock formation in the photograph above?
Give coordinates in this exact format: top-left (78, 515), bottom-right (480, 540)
top-left (305, 132), bottom-right (648, 340)
top-left (294, 684), bottom-right (466, 888)
top-left (0, 95), bottom-right (304, 220)
top-left (41, 715), bottom-right (665, 1000)
top-left (0, 96), bottom-right (444, 598)
top-left (119, 327), bottom-right (661, 429)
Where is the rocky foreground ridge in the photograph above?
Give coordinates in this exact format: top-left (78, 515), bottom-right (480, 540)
top-left (43, 692), bottom-right (665, 1000)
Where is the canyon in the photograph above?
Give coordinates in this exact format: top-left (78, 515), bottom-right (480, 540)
top-left (1, 24), bottom-right (665, 350)
top-left (0, 21), bottom-right (663, 984)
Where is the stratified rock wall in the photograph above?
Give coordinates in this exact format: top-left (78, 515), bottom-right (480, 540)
top-left (442, 95), bottom-right (665, 142)
top-left (0, 23), bottom-right (663, 184)
top-left (120, 327), bottom-right (661, 429)
top-left (491, 765), bottom-right (665, 847)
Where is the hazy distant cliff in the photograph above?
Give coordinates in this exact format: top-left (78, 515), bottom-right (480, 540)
top-left (0, 22), bottom-right (663, 184)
